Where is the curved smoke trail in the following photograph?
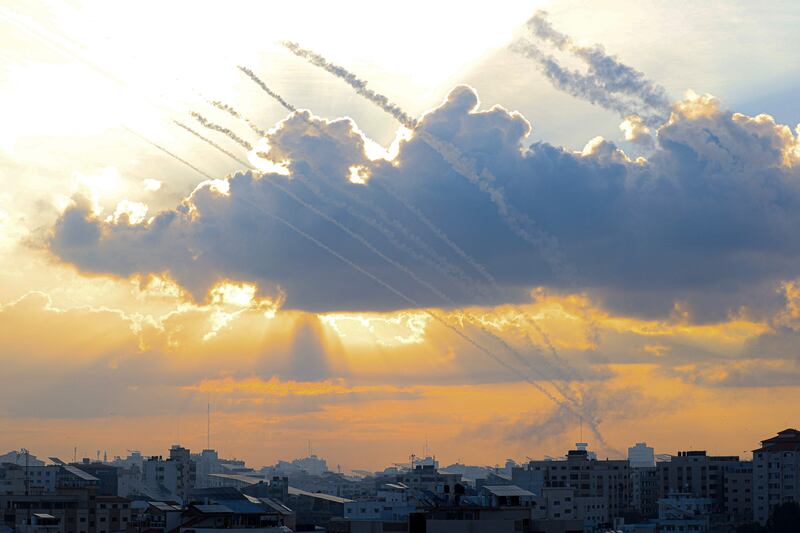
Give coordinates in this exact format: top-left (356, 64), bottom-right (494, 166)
top-left (511, 11), bottom-right (670, 126)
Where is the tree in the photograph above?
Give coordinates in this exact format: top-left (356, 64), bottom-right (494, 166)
top-left (766, 501), bottom-right (800, 533)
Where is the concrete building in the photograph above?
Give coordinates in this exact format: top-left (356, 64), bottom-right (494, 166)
top-left (631, 467), bottom-right (658, 518)
top-left (655, 492), bottom-right (711, 532)
top-left (526, 448), bottom-right (632, 525)
top-left (628, 443), bottom-right (655, 469)
top-left (169, 445), bottom-right (197, 502)
top-left (656, 451), bottom-right (739, 516)
top-left (395, 464), bottom-right (463, 504)
top-left (70, 463), bottom-right (119, 497)
top-left (343, 483), bottom-right (416, 522)
top-left (0, 451), bottom-right (46, 467)
top-left (724, 461), bottom-right (753, 525)
top-left (752, 428), bottom-right (800, 525)
top-left (142, 456), bottom-right (180, 502)
top-left (479, 485), bottom-right (535, 509)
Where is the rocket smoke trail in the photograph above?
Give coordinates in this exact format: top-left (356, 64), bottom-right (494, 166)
top-left (208, 99), bottom-right (267, 138)
top-left (178, 112), bottom-right (604, 445)
top-left (279, 43), bottom-right (610, 444)
top-left (527, 11), bottom-right (670, 112)
top-left (511, 11), bottom-right (670, 126)
top-left (190, 112), bottom-right (253, 151)
top-left (5, 0), bottom-right (604, 447)
top-left (123, 127), bottom-right (216, 181)
top-left (281, 42), bottom-right (417, 128)
top-left (234, 68), bottom-right (495, 288)
top-left (237, 66), bottom-right (296, 113)
top-left (133, 121), bottom-right (587, 437)
top-left (292, 172), bottom-right (482, 296)
top-left (174, 121), bottom-right (251, 167)
top-left (279, 42), bottom-right (574, 284)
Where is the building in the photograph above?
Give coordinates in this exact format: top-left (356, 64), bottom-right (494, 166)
top-left (395, 464), bottom-right (463, 504)
top-left (526, 447), bottom-right (632, 525)
top-left (724, 461), bottom-right (753, 525)
top-left (71, 463), bottom-right (119, 497)
top-left (169, 445), bottom-right (197, 502)
top-left (287, 486), bottom-right (351, 529)
top-left (142, 456), bottom-right (180, 502)
top-left (0, 451), bottom-right (46, 467)
top-left (343, 483), bottom-right (417, 523)
top-left (752, 428), bottom-right (800, 525)
top-left (655, 492), bottom-right (711, 532)
top-left (631, 467), bottom-right (658, 518)
top-left (656, 451), bottom-right (739, 516)
top-left (628, 443), bottom-right (655, 469)
top-left (93, 496), bottom-right (131, 533)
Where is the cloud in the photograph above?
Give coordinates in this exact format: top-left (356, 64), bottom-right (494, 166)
top-left (47, 85), bottom-right (800, 320)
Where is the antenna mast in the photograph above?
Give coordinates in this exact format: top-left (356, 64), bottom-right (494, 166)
top-left (207, 402), bottom-right (211, 450)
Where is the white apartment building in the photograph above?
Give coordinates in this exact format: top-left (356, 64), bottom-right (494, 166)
top-left (753, 428), bottom-right (800, 525)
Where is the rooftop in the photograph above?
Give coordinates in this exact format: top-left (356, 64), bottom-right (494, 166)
top-left (481, 485), bottom-right (535, 497)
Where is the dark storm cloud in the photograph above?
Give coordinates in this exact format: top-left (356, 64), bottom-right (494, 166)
top-left (48, 86), bottom-right (800, 317)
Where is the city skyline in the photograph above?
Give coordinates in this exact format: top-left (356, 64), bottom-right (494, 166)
top-left (2, 0), bottom-right (800, 476)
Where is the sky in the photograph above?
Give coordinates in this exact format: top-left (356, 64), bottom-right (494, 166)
top-left (1, 0), bottom-right (800, 470)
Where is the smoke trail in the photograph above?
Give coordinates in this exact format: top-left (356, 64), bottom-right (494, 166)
top-left (178, 117), bottom-right (469, 310)
top-left (238, 64), bottom-right (498, 288)
top-left (236, 191), bottom-right (585, 426)
top-left (218, 81), bottom-right (490, 292)
top-left (208, 99), bottom-right (267, 138)
top-left (123, 127), bottom-right (216, 180)
top-left (281, 42), bottom-right (574, 283)
top-left (174, 121), bottom-right (251, 167)
top-left (527, 12), bottom-right (670, 113)
top-left (190, 112), bottom-right (253, 151)
top-left (179, 114), bottom-right (605, 442)
top-left (418, 129), bottom-right (576, 284)
top-left (237, 66), bottom-right (297, 113)
top-left (293, 172), bottom-right (479, 297)
top-left (232, 70), bottom-right (492, 288)
top-left (320, 178), bottom-right (486, 294)
top-left (281, 42), bottom-right (417, 129)
top-left (512, 12), bottom-right (669, 126)
top-left (278, 43), bottom-right (615, 445)
top-left (375, 181), bottom-right (498, 288)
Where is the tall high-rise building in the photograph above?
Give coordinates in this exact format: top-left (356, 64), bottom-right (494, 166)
top-left (169, 445), bottom-right (196, 502)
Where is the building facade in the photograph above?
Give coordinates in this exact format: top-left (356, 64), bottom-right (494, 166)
top-left (752, 428), bottom-right (800, 525)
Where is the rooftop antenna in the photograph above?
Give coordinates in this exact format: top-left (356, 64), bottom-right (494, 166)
top-left (207, 401), bottom-right (211, 450)
top-left (73, 446), bottom-right (77, 463)
top-left (580, 416), bottom-right (583, 443)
